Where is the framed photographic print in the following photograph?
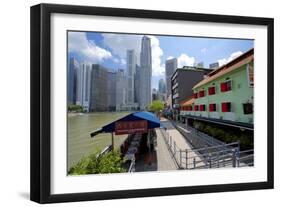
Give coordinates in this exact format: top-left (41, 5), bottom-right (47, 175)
top-left (30, 3), bottom-right (274, 203)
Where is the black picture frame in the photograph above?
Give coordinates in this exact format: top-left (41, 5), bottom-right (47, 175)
top-left (30, 3), bottom-right (274, 204)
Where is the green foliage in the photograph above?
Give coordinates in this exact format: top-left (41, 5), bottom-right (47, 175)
top-left (68, 150), bottom-right (126, 175)
top-left (68, 104), bottom-right (85, 113)
top-left (147, 100), bottom-right (164, 113)
top-left (193, 121), bottom-right (253, 150)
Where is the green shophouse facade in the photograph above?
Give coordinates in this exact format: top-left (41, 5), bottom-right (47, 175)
top-left (181, 49), bottom-right (254, 130)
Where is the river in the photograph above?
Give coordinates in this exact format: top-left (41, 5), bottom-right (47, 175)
top-left (67, 112), bottom-right (130, 169)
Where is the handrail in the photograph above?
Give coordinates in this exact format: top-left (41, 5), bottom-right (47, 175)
top-left (128, 159), bottom-right (135, 172)
top-left (188, 141), bottom-right (239, 152)
top-left (160, 126), bottom-right (254, 170)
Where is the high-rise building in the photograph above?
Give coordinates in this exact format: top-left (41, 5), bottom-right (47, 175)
top-left (134, 64), bottom-right (141, 105)
top-left (139, 36), bottom-right (152, 110)
top-left (89, 64), bottom-right (108, 112)
top-left (209, 62), bottom-right (219, 69)
top-left (152, 88), bottom-right (158, 101)
top-left (116, 69), bottom-right (127, 111)
top-left (107, 71), bottom-right (117, 111)
top-left (165, 58), bottom-right (178, 99)
top-left (158, 78), bottom-right (166, 94)
top-left (67, 57), bottom-right (79, 105)
top-left (83, 64), bottom-right (92, 111)
top-left (76, 62), bottom-right (92, 112)
top-left (171, 66), bottom-right (213, 111)
top-left (126, 50), bottom-right (137, 107)
top-left (158, 79), bottom-right (166, 102)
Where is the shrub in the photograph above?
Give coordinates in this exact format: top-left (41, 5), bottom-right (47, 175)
top-left (192, 121), bottom-right (253, 150)
top-left (68, 150), bottom-right (126, 175)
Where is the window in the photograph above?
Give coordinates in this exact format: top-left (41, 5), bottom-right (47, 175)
top-left (194, 105), bottom-right (199, 111)
top-left (243, 103), bottom-right (253, 114)
top-left (199, 104), bottom-right (206, 111)
top-left (221, 102), bottom-right (231, 112)
top-left (199, 90), bottom-right (205, 97)
top-left (208, 86), bottom-right (216, 95)
top-left (188, 105), bottom-right (193, 111)
top-left (247, 63), bottom-right (254, 87)
top-left (209, 103), bottom-right (217, 112)
top-left (220, 80), bottom-right (232, 92)
top-left (193, 93), bottom-right (198, 99)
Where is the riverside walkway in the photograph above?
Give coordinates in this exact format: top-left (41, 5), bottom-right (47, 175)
top-left (160, 118), bottom-right (205, 169)
top-left (155, 128), bottom-right (178, 171)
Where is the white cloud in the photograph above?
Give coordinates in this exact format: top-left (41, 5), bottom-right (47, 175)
top-left (148, 35), bottom-right (165, 76)
top-left (201, 48), bottom-right (207, 54)
top-left (112, 57), bottom-right (126, 65)
top-left (103, 34), bottom-right (165, 76)
top-left (68, 32), bottom-right (112, 63)
top-left (166, 56), bottom-right (174, 60)
top-left (177, 53), bottom-right (196, 68)
top-left (102, 34), bottom-right (141, 62)
top-left (218, 51), bottom-right (243, 66)
top-left (120, 59), bottom-right (126, 65)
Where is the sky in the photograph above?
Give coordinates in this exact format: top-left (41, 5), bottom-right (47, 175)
top-left (68, 31), bottom-right (254, 90)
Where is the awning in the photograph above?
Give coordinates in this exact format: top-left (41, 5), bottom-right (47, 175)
top-left (90, 111), bottom-right (161, 137)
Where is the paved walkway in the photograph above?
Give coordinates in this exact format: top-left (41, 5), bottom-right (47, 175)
top-left (160, 118), bottom-right (205, 168)
top-left (155, 128), bottom-right (178, 171)
top-left (135, 128), bottom-right (178, 172)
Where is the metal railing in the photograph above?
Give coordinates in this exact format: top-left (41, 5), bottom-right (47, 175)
top-left (128, 159), bottom-right (136, 172)
top-left (160, 128), bottom-right (253, 170)
top-left (237, 149), bottom-right (254, 167)
top-left (173, 121), bottom-right (226, 149)
top-left (96, 145), bottom-right (113, 158)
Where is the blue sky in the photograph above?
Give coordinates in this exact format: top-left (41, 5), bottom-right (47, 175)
top-left (68, 31), bottom-right (253, 89)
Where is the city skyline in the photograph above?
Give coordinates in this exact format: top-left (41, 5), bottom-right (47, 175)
top-left (68, 31), bottom-right (254, 89)
top-left (67, 35), bottom-right (153, 112)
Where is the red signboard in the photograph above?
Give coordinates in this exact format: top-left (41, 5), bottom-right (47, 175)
top-left (115, 120), bottom-right (148, 135)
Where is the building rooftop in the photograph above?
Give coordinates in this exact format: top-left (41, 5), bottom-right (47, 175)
top-left (171, 66), bottom-right (213, 80)
top-left (180, 97), bottom-right (194, 106)
top-left (193, 48), bottom-right (254, 89)
top-left (177, 66), bottom-right (212, 72)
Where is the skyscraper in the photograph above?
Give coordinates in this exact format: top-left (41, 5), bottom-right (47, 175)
top-left (67, 57), bottom-right (79, 105)
top-left (116, 69), bottom-right (127, 111)
top-left (158, 78), bottom-right (166, 101)
top-left (76, 62), bottom-right (92, 111)
top-left (158, 78), bottom-right (166, 94)
top-left (89, 64), bottom-right (108, 112)
top-left (165, 58), bottom-right (177, 99)
top-left (134, 64), bottom-right (141, 105)
top-left (152, 88), bottom-right (158, 101)
top-left (139, 36), bottom-right (152, 110)
top-left (107, 71), bottom-right (117, 111)
top-left (126, 50), bottom-right (137, 107)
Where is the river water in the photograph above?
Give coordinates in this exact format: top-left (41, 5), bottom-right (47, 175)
top-left (67, 112), bottom-right (130, 169)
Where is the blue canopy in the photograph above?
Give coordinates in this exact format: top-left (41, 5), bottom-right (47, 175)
top-left (90, 111), bottom-right (161, 137)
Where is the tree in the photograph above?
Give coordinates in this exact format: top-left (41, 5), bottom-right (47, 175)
top-left (148, 100), bottom-right (164, 113)
top-left (68, 104), bottom-right (85, 113)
